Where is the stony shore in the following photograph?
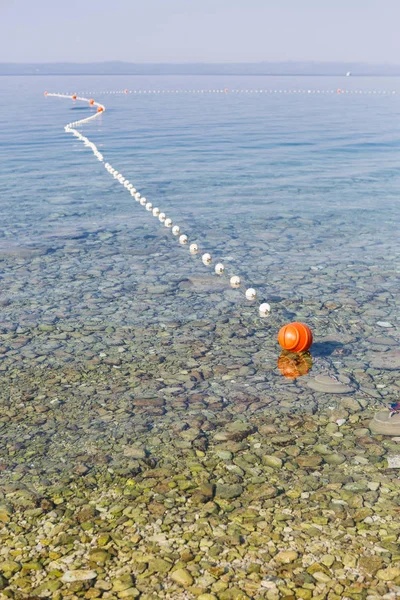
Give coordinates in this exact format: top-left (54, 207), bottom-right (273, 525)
top-left (1, 346), bottom-right (400, 600)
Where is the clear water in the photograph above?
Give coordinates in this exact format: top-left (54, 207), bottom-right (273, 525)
top-left (1, 75), bottom-right (399, 345)
top-left (1, 73), bottom-right (400, 598)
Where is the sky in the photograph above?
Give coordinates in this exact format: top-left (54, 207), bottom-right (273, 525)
top-left (1, 0), bottom-right (399, 64)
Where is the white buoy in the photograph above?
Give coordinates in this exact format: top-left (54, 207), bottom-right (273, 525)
top-left (140, 197), bottom-right (147, 206)
top-left (165, 218), bottom-right (172, 228)
top-left (130, 188), bottom-right (137, 196)
top-left (190, 243), bottom-right (198, 254)
top-left (245, 288), bottom-right (257, 300)
top-left (179, 234), bottom-right (188, 245)
top-left (202, 253), bottom-right (212, 265)
top-left (145, 202), bottom-right (153, 211)
top-left (134, 192), bottom-right (141, 201)
top-left (230, 275), bottom-right (241, 288)
top-left (172, 225), bottom-right (180, 236)
top-left (215, 263), bottom-right (224, 274)
top-left (259, 303), bottom-right (271, 316)
top-left (159, 212), bottom-right (166, 223)
top-left (152, 207), bottom-right (160, 217)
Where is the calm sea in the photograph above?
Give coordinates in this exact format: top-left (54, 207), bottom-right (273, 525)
top-left (0, 74), bottom-right (399, 390)
top-left (1, 72), bottom-right (400, 599)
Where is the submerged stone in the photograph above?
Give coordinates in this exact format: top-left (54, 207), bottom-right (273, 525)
top-left (307, 375), bottom-right (352, 394)
top-left (215, 484), bottom-right (243, 499)
top-left (369, 411), bottom-right (400, 436)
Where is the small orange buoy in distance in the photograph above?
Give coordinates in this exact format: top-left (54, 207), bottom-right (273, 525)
top-left (225, 88), bottom-right (229, 93)
top-left (278, 322), bottom-right (313, 353)
top-left (97, 106), bottom-right (104, 113)
top-left (124, 89), bottom-right (129, 94)
top-left (89, 99), bottom-right (95, 106)
top-left (44, 91), bottom-right (48, 96)
top-left (72, 94), bottom-right (77, 100)
top-left (337, 89), bottom-right (341, 94)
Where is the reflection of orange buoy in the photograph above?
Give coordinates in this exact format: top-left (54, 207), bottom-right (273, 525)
top-left (278, 322), bottom-right (313, 353)
top-left (337, 89), bottom-right (341, 94)
top-left (278, 350), bottom-right (313, 379)
top-left (89, 99), bottom-right (95, 106)
top-left (97, 106), bottom-right (104, 113)
top-left (72, 94), bottom-right (77, 100)
top-left (44, 91), bottom-right (48, 96)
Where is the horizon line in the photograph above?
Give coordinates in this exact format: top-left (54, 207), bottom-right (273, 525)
top-left (2, 59), bottom-right (400, 66)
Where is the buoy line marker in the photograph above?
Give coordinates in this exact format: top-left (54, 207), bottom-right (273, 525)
top-left (46, 92), bottom-right (268, 324)
top-left (57, 88), bottom-right (396, 96)
top-left (46, 88), bottom-right (395, 351)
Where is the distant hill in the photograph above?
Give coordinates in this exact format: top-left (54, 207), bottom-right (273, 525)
top-left (1, 61), bottom-right (400, 76)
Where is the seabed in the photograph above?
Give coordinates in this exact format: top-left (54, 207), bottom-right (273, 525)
top-left (1, 304), bottom-right (399, 599)
top-left (1, 81), bottom-right (399, 600)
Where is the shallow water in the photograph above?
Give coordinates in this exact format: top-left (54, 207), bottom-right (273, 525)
top-left (0, 75), bottom-right (400, 598)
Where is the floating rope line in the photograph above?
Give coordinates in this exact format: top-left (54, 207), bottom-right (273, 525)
top-left (46, 92), bottom-right (271, 320)
top-left (45, 92), bottom-right (105, 162)
top-left (45, 87), bottom-right (398, 324)
top-left (57, 88), bottom-right (396, 96)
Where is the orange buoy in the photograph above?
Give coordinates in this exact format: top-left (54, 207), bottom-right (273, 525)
top-left (278, 322), bottom-right (313, 353)
top-left (72, 94), bottom-right (77, 100)
top-left (278, 350), bottom-right (313, 379)
top-left (225, 88), bottom-right (229, 93)
top-left (337, 89), bottom-right (341, 94)
top-left (97, 106), bottom-right (104, 113)
top-left (89, 99), bottom-right (95, 106)
top-left (44, 91), bottom-right (48, 96)
top-left (124, 89), bottom-right (129, 94)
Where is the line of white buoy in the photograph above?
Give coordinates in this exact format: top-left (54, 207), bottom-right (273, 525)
top-left (62, 88), bottom-right (396, 95)
top-left (45, 93), bottom-right (105, 161)
top-left (46, 92), bottom-right (271, 318)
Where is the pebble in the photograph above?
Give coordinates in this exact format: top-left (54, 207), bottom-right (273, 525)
top-left (215, 484), bottom-right (244, 499)
top-left (324, 453), bottom-right (346, 465)
top-left (387, 455), bottom-right (400, 468)
top-left (123, 447), bottom-right (147, 459)
top-left (215, 450), bottom-right (233, 460)
top-left (370, 350), bottom-right (400, 370)
top-left (170, 568), bottom-right (194, 587)
top-left (214, 421), bottom-right (255, 442)
top-left (369, 411), bottom-right (400, 435)
top-left (262, 455), bottom-right (283, 469)
top-left (275, 550), bottom-right (299, 564)
top-left (376, 321), bottom-right (393, 328)
top-left (296, 455), bottom-right (322, 468)
top-left (61, 569), bottom-right (97, 583)
top-left (376, 567), bottom-right (400, 581)
top-left (148, 558), bottom-right (172, 574)
top-left (307, 374), bottom-right (353, 394)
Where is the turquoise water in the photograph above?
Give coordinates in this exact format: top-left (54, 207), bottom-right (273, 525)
top-left (0, 74), bottom-right (399, 471)
top-left (2, 75), bottom-right (399, 309)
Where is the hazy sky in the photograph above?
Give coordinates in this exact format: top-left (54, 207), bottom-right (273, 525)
top-left (1, 0), bottom-right (399, 64)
